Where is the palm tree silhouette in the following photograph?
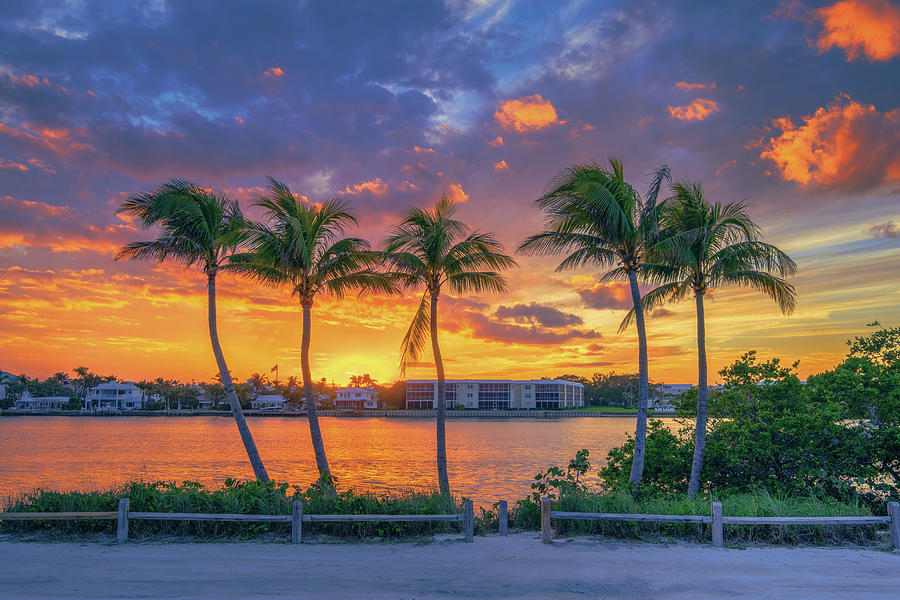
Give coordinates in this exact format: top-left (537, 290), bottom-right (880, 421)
top-left (519, 159), bottom-right (669, 486)
top-left (384, 195), bottom-right (515, 495)
top-left (232, 177), bottom-right (394, 482)
top-left (631, 182), bottom-right (796, 497)
top-left (117, 179), bottom-right (269, 481)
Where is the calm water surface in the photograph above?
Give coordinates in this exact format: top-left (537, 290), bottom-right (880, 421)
top-left (0, 416), bottom-right (645, 506)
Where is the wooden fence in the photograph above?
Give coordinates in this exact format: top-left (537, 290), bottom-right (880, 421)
top-left (541, 498), bottom-right (900, 549)
top-left (0, 498), bottom-right (475, 545)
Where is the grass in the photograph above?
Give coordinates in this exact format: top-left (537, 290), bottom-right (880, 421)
top-left (1, 479), bottom-right (464, 541)
top-left (1, 482), bottom-right (885, 546)
top-left (508, 489), bottom-right (883, 546)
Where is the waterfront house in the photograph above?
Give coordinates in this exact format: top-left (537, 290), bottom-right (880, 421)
top-left (251, 394), bottom-right (286, 411)
top-left (335, 387), bottom-right (381, 409)
top-left (0, 370), bottom-right (18, 401)
top-left (85, 381), bottom-right (146, 411)
top-left (653, 384), bottom-right (694, 412)
top-left (405, 379), bottom-right (585, 410)
top-left (14, 392), bottom-right (70, 411)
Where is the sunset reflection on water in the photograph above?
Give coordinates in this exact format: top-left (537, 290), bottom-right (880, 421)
top-left (0, 416), bottom-right (651, 506)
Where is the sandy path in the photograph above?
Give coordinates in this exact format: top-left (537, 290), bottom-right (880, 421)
top-left (0, 534), bottom-right (897, 599)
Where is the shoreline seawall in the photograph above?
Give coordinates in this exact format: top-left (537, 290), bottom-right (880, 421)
top-left (0, 409), bottom-right (675, 419)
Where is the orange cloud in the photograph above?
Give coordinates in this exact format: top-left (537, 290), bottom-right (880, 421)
top-left (263, 66), bottom-right (284, 78)
top-left (674, 81), bottom-right (717, 89)
top-left (488, 136), bottom-right (503, 147)
top-left (339, 178), bottom-right (389, 196)
top-left (667, 98), bottom-right (720, 121)
top-left (447, 183), bottom-right (469, 203)
top-left (815, 0), bottom-right (900, 61)
top-left (494, 94), bottom-right (562, 133)
top-left (0, 158), bottom-right (29, 171)
top-left (493, 160), bottom-right (509, 172)
top-left (759, 94), bottom-right (900, 188)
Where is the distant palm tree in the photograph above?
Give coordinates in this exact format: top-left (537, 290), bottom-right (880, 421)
top-left (384, 195), bottom-right (516, 495)
top-left (519, 159), bottom-right (669, 486)
top-left (232, 177), bottom-right (394, 481)
top-left (632, 182), bottom-right (796, 497)
top-left (117, 179), bottom-right (270, 482)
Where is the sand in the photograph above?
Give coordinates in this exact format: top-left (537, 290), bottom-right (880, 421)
top-left (0, 534), bottom-right (897, 599)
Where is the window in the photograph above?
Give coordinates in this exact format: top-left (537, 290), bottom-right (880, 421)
top-left (478, 383), bottom-right (510, 409)
top-left (406, 383), bottom-right (435, 409)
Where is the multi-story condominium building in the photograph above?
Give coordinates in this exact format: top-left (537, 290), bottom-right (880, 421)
top-left (406, 379), bottom-right (584, 410)
top-left (85, 381), bottom-right (146, 411)
top-left (335, 387), bottom-right (380, 409)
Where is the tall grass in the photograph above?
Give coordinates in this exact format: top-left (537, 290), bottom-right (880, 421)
top-left (2, 481), bottom-right (885, 545)
top-left (511, 489), bottom-right (883, 545)
top-left (1, 479), bottom-right (464, 541)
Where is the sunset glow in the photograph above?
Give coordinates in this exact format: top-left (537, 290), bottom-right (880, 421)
top-left (1, 1), bottom-right (898, 388)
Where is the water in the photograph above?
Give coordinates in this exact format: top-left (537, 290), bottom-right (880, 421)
top-left (0, 416), bottom-right (644, 506)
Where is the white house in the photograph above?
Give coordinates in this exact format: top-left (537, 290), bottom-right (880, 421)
top-left (652, 384), bottom-right (694, 412)
top-left (0, 370), bottom-right (18, 401)
top-left (14, 392), bottom-right (70, 410)
top-left (251, 394), bottom-right (286, 411)
top-left (85, 381), bottom-right (146, 411)
top-left (335, 387), bottom-right (380, 409)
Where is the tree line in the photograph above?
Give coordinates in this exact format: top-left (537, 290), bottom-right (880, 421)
top-left (112, 158), bottom-right (795, 498)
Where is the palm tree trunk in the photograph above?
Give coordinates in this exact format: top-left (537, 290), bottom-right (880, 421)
top-left (430, 293), bottom-right (451, 496)
top-left (688, 291), bottom-right (708, 498)
top-left (627, 271), bottom-right (649, 486)
top-left (301, 302), bottom-right (331, 479)
top-left (207, 273), bottom-right (269, 482)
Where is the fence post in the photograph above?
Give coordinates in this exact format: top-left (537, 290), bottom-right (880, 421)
top-left (711, 501), bottom-right (723, 548)
top-left (498, 500), bottom-right (508, 536)
top-left (889, 501), bottom-right (899, 551)
top-left (292, 500), bottom-right (302, 545)
top-left (116, 498), bottom-right (129, 545)
top-left (540, 497), bottom-right (552, 544)
top-left (464, 500), bottom-right (474, 543)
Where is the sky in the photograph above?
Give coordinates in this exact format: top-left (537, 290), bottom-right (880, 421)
top-left (0, 0), bottom-right (898, 387)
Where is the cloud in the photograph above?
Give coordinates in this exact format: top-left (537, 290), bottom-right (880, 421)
top-left (674, 81), bottom-right (717, 90)
top-left (463, 312), bottom-right (602, 345)
top-left (578, 283), bottom-right (632, 310)
top-left (339, 178), bottom-right (389, 196)
top-left (814, 0), bottom-right (900, 61)
top-left (263, 66), bottom-right (284, 78)
top-left (493, 160), bottom-right (509, 172)
top-left (494, 95), bottom-right (562, 133)
top-left (447, 182), bottom-right (469, 203)
top-left (667, 98), bottom-right (720, 121)
top-left (870, 221), bottom-right (899, 237)
top-left (487, 136), bottom-right (503, 147)
top-left (651, 308), bottom-right (675, 318)
top-left (493, 302), bottom-right (583, 328)
top-left (759, 94), bottom-right (900, 189)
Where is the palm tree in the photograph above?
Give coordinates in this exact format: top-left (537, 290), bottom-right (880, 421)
top-left (519, 159), bottom-right (669, 486)
top-left (117, 179), bottom-right (270, 482)
top-left (383, 195), bottom-right (516, 495)
top-left (634, 182), bottom-right (796, 497)
top-left (232, 177), bottom-right (394, 481)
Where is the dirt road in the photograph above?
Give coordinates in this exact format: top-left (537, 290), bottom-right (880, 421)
top-left (1, 534), bottom-right (896, 599)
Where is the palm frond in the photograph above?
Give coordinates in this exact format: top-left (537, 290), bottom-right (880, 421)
top-left (400, 292), bottom-right (431, 374)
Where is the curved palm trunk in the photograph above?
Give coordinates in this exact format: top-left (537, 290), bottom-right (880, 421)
top-left (301, 302), bottom-right (331, 479)
top-left (627, 271), bottom-right (650, 486)
top-left (207, 273), bottom-right (269, 482)
top-left (430, 293), bottom-right (451, 496)
top-left (688, 291), bottom-right (708, 498)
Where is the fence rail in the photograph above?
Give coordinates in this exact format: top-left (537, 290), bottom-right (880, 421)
top-left (0, 498), bottom-right (475, 545)
top-left (541, 498), bottom-right (900, 549)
